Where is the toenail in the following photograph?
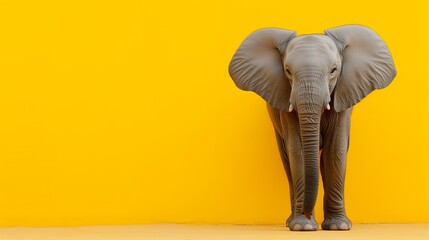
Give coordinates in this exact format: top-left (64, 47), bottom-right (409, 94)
top-left (340, 223), bottom-right (348, 229)
top-left (304, 224), bottom-right (313, 230)
top-left (293, 224), bottom-right (302, 230)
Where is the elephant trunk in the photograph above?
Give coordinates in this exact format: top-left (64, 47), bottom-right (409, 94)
top-left (294, 78), bottom-right (325, 219)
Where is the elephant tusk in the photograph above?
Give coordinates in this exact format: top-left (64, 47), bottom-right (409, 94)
top-left (326, 103), bottom-right (331, 111)
top-left (288, 103), bottom-right (293, 112)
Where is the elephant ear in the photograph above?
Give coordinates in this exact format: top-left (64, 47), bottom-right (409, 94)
top-left (228, 28), bottom-right (296, 111)
top-left (325, 25), bottom-right (397, 112)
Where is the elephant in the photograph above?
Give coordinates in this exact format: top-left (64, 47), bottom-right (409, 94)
top-left (228, 25), bottom-right (396, 231)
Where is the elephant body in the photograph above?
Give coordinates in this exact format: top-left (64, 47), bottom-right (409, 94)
top-left (228, 25), bottom-right (396, 231)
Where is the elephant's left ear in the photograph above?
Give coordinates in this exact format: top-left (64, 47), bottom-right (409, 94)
top-left (325, 25), bottom-right (397, 112)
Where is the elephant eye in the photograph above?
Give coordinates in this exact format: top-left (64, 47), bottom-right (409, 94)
top-left (286, 68), bottom-right (291, 75)
top-left (330, 67), bottom-right (337, 74)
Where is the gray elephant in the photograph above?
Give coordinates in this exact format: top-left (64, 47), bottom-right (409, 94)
top-left (228, 25), bottom-right (396, 231)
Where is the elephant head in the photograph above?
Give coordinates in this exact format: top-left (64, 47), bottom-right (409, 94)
top-left (228, 25), bottom-right (396, 219)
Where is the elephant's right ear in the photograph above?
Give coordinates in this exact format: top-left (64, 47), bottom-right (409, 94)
top-left (228, 28), bottom-right (296, 111)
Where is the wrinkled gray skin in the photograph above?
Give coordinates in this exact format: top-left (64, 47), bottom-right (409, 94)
top-left (228, 25), bottom-right (396, 231)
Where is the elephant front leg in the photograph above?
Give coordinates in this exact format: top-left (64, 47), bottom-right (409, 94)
top-left (321, 111), bottom-right (352, 230)
top-left (279, 111), bottom-right (317, 231)
top-left (286, 140), bottom-right (318, 231)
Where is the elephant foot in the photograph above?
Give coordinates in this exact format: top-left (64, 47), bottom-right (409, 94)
top-left (288, 214), bottom-right (318, 231)
top-left (322, 216), bottom-right (351, 230)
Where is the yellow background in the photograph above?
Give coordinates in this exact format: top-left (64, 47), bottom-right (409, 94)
top-left (0, 0), bottom-right (428, 226)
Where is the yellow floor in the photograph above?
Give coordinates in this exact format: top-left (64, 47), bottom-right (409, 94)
top-left (0, 224), bottom-right (427, 240)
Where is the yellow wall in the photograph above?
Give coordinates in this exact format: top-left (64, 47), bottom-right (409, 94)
top-left (0, 0), bottom-right (428, 226)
